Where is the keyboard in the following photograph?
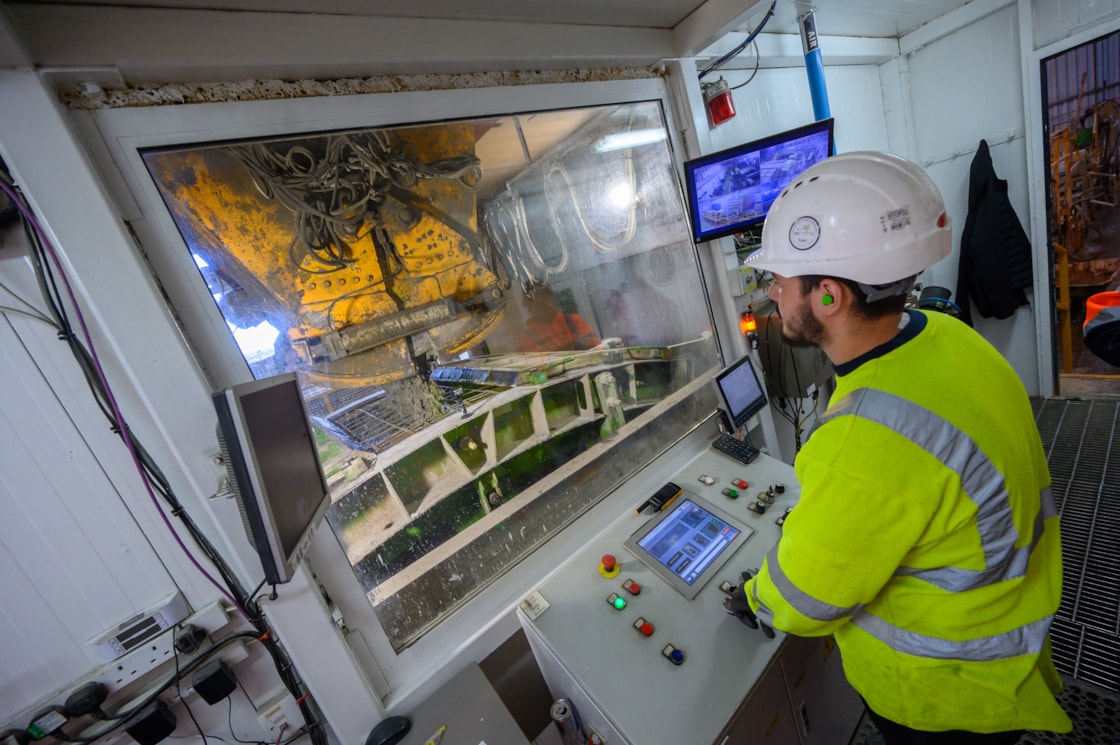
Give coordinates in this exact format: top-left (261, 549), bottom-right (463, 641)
top-left (712, 433), bottom-right (760, 465)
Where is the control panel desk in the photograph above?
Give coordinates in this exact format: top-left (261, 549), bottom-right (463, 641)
top-left (519, 447), bottom-right (804, 745)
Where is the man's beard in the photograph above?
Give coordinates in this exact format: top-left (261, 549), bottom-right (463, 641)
top-left (780, 300), bottom-right (828, 348)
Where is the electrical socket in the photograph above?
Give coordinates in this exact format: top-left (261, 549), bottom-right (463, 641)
top-left (256, 691), bottom-right (304, 737)
top-left (103, 601), bottom-right (231, 691)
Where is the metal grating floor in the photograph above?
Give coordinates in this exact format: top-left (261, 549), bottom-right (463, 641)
top-left (849, 678), bottom-right (1119, 744)
top-left (1034, 397), bottom-right (1120, 692)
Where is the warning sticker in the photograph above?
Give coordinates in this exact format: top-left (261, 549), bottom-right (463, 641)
top-left (880, 206), bottom-right (911, 232)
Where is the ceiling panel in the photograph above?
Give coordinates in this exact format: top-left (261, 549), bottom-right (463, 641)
top-left (741, 0), bottom-right (975, 38)
top-left (14, 0), bottom-right (710, 29)
top-left (14, 0), bottom-right (973, 36)
top-left (5, 0), bottom-right (977, 85)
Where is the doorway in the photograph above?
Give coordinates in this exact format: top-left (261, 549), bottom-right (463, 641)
top-left (1042, 29), bottom-right (1120, 396)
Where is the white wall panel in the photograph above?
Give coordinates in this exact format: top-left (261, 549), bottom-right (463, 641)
top-left (0, 313), bottom-right (178, 718)
top-left (906, 3), bottom-right (1039, 394)
top-left (705, 64), bottom-right (890, 154)
top-left (1032, 0), bottom-right (1120, 49)
top-left (909, 6), bottom-right (1024, 161)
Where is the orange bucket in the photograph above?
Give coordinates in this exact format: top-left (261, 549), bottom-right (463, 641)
top-left (1085, 291), bottom-right (1120, 328)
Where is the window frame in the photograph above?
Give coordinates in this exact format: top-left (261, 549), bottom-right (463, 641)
top-left (81, 77), bottom-right (724, 700)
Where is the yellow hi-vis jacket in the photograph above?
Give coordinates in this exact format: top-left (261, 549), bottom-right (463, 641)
top-left (746, 310), bottom-right (1071, 734)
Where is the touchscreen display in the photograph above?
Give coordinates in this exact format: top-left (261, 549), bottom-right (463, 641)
top-left (636, 498), bottom-right (741, 585)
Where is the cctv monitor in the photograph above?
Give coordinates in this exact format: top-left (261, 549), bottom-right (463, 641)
top-left (684, 118), bottom-right (834, 243)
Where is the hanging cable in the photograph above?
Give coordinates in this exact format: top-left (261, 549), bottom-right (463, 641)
top-left (730, 40), bottom-right (763, 91)
top-left (0, 175), bottom-right (251, 621)
top-left (698, 0), bottom-right (777, 80)
top-left (0, 173), bottom-right (326, 745)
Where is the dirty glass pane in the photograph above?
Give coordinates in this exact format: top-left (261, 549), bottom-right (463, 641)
top-left (143, 100), bottom-right (721, 651)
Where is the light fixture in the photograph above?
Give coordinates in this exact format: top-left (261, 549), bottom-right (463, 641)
top-left (607, 182), bottom-right (634, 208)
top-left (593, 128), bottom-right (667, 153)
top-left (704, 78), bottom-right (736, 127)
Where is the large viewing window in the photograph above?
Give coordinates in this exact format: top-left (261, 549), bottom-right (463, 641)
top-left (142, 99), bottom-right (721, 650)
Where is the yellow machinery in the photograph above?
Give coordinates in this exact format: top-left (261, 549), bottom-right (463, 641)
top-left (1048, 81), bottom-right (1119, 374)
top-left (146, 124), bottom-right (507, 388)
top-left (1048, 81), bottom-right (1119, 262)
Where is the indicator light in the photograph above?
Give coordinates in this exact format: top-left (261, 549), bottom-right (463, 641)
top-left (739, 312), bottom-right (757, 335)
top-left (704, 78), bottom-right (736, 126)
top-left (614, 596), bottom-right (627, 610)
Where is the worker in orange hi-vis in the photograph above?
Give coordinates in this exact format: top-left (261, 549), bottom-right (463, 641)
top-left (518, 285), bottom-right (601, 352)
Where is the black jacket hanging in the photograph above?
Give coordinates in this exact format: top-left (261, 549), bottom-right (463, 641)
top-left (955, 139), bottom-right (1033, 326)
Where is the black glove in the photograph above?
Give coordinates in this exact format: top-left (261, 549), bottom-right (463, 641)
top-left (724, 571), bottom-right (758, 628)
top-left (723, 571), bottom-right (775, 638)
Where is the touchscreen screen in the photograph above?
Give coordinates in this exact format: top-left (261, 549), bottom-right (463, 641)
top-left (635, 498), bottom-right (741, 585)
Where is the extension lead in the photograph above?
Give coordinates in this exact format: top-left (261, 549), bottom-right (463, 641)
top-left (26, 706), bottom-right (67, 740)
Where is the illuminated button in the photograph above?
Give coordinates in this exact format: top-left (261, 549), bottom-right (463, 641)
top-left (634, 618), bottom-right (654, 636)
top-left (623, 579), bottom-right (641, 595)
top-left (608, 593), bottom-right (627, 611)
top-left (662, 644), bottom-right (685, 665)
top-left (734, 479), bottom-right (749, 489)
top-left (599, 554), bottom-right (621, 578)
top-left (721, 488), bottom-right (738, 498)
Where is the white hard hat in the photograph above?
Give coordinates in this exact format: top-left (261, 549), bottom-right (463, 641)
top-left (744, 151), bottom-right (952, 288)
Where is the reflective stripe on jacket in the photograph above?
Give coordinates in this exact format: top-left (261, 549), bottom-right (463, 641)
top-left (746, 310), bottom-right (1071, 734)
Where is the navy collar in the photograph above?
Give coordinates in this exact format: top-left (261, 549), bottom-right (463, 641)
top-left (834, 309), bottom-right (926, 377)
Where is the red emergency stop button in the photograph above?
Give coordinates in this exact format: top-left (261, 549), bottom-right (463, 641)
top-left (599, 554), bottom-right (620, 578)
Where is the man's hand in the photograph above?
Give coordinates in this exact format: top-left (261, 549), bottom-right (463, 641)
top-left (723, 571), bottom-right (775, 638)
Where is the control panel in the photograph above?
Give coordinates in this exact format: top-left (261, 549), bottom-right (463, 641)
top-left (518, 447), bottom-right (798, 745)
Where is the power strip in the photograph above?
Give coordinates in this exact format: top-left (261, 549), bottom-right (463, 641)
top-left (0, 602), bottom-right (237, 744)
top-left (103, 602), bottom-right (231, 689)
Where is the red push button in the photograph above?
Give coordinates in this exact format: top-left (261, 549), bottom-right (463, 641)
top-left (623, 579), bottom-right (641, 595)
top-left (599, 554), bottom-right (620, 578)
top-left (734, 479), bottom-right (749, 489)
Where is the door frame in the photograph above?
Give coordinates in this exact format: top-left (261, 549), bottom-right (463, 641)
top-left (1021, 5), bottom-right (1120, 396)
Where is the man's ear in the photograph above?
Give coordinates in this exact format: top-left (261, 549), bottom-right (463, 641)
top-left (817, 279), bottom-right (844, 314)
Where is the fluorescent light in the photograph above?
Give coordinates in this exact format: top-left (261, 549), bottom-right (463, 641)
top-left (594, 128), bottom-right (666, 152)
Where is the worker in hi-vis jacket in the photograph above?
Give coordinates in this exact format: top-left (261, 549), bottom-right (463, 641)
top-left (727, 152), bottom-right (1071, 745)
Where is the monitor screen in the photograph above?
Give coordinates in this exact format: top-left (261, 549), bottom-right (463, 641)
top-left (715, 354), bottom-right (767, 429)
top-left (624, 495), bottom-right (752, 600)
top-left (214, 373), bottom-right (331, 585)
top-left (684, 118), bottom-right (834, 243)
